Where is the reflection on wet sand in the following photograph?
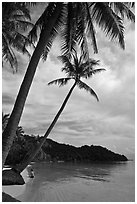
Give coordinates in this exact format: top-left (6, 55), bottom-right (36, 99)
top-left (16, 161), bottom-right (134, 202)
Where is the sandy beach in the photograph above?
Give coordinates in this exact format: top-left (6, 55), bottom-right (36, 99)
top-left (2, 167), bottom-right (32, 199)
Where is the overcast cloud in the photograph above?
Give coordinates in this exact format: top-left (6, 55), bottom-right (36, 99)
top-left (2, 5), bottom-right (135, 158)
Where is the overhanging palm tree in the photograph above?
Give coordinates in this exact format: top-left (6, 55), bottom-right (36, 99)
top-left (14, 51), bottom-right (105, 173)
top-left (2, 3), bottom-right (64, 168)
top-left (2, 2), bottom-right (135, 168)
top-left (2, 2), bottom-right (34, 72)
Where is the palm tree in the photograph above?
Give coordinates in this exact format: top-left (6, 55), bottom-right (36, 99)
top-left (2, 3), bottom-right (64, 168)
top-left (2, 2), bottom-right (34, 72)
top-left (2, 2), bottom-right (135, 168)
top-left (14, 51), bottom-right (105, 172)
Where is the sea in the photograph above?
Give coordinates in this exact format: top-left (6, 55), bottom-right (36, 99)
top-left (3, 160), bottom-right (135, 202)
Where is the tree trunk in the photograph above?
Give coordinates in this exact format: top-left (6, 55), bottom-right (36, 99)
top-left (2, 3), bottom-right (63, 168)
top-left (14, 81), bottom-right (76, 173)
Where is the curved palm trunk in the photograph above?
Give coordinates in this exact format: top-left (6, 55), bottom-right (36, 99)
top-left (14, 81), bottom-right (77, 173)
top-left (2, 3), bottom-right (63, 168)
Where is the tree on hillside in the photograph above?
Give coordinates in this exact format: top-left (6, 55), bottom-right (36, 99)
top-left (14, 50), bottom-right (105, 172)
top-left (2, 2), bottom-right (135, 168)
top-left (2, 113), bottom-right (27, 165)
top-left (2, 113), bottom-right (25, 143)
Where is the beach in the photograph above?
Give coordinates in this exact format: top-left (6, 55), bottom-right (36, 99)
top-left (2, 167), bottom-right (32, 199)
top-left (3, 160), bottom-right (134, 202)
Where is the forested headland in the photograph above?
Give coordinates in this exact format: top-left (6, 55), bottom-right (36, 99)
top-left (5, 130), bottom-right (127, 166)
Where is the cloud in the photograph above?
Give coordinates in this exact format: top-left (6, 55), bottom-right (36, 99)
top-left (2, 8), bottom-right (135, 158)
top-left (2, 94), bottom-right (14, 105)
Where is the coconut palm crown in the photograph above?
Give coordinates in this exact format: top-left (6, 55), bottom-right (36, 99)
top-left (48, 51), bottom-right (105, 101)
top-left (2, 2), bottom-right (34, 72)
top-left (29, 2), bottom-right (135, 61)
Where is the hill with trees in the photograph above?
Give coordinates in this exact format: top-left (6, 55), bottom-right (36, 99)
top-left (5, 134), bottom-right (127, 165)
top-left (40, 137), bottom-right (127, 162)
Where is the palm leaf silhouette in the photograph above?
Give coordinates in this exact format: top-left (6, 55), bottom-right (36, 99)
top-left (91, 2), bottom-right (125, 49)
top-left (48, 77), bottom-right (72, 87)
top-left (77, 79), bottom-right (99, 101)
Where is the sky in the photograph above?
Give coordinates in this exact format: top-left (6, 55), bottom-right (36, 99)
top-left (2, 3), bottom-right (135, 158)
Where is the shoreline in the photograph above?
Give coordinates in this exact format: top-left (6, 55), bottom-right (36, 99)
top-left (2, 167), bottom-right (33, 200)
top-left (2, 161), bottom-right (134, 202)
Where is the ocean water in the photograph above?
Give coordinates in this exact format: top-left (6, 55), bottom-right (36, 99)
top-left (13, 160), bottom-right (135, 202)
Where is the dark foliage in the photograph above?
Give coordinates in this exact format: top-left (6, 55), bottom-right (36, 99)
top-left (2, 2), bottom-right (33, 71)
top-left (5, 134), bottom-right (37, 165)
top-left (42, 138), bottom-right (128, 162)
top-left (5, 134), bottom-right (127, 166)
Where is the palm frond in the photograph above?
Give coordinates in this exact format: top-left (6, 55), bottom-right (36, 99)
top-left (19, 2), bottom-right (37, 7)
top-left (124, 2), bottom-right (135, 8)
top-left (15, 20), bottom-right (34, 32)
top-left (91, 2), bottom-right (125, 49)
top-left (85, 58), bottom-right (100, 67)
top-left (2, 34), bottom-right (18, 72)
top-left (109, 2), bottom-right (135, 22)
top-left (80, 59), bottom-right (100, 72)
top-left (12, 33), bottom-right (31, 56)
top-left (75, 4), bottom-right (90, 61)
top-left (90, 68), bottom-right (106, 74)
top-left (80, 31), bottom-right (90, 62)
top-left (2, 2), bottom-right (33, 70)
top-left (2, 2), bottom-right (31, 21)
top-left (28, 3), bottom-right (54, 43)
top-left (85, 3), bottom-right (98, 54)
top-left (41, 27), bottom-right (58, 60)
top-left (41, 3), bottom-right (66, 60)
top-left (58, 55), bottom-right (74, 73)
top-left (83, 68), bottom-right (106, 79)
top-left (77, 80), bottom-right (99, 101)
top-left (61, 3), bottom-right (77, 58)
top-left (61, 2), bottom-right (96, 60)
top-left (14, 3), bottom-right (31, 21)
top-left (72, 51), bottom-right (80, 71)
top-left (48, 77), bottom-right (72, 87)
top-left (3, 30), bottom-right (31, 58)
top-left (28, 2), bottom-right (65, 56)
